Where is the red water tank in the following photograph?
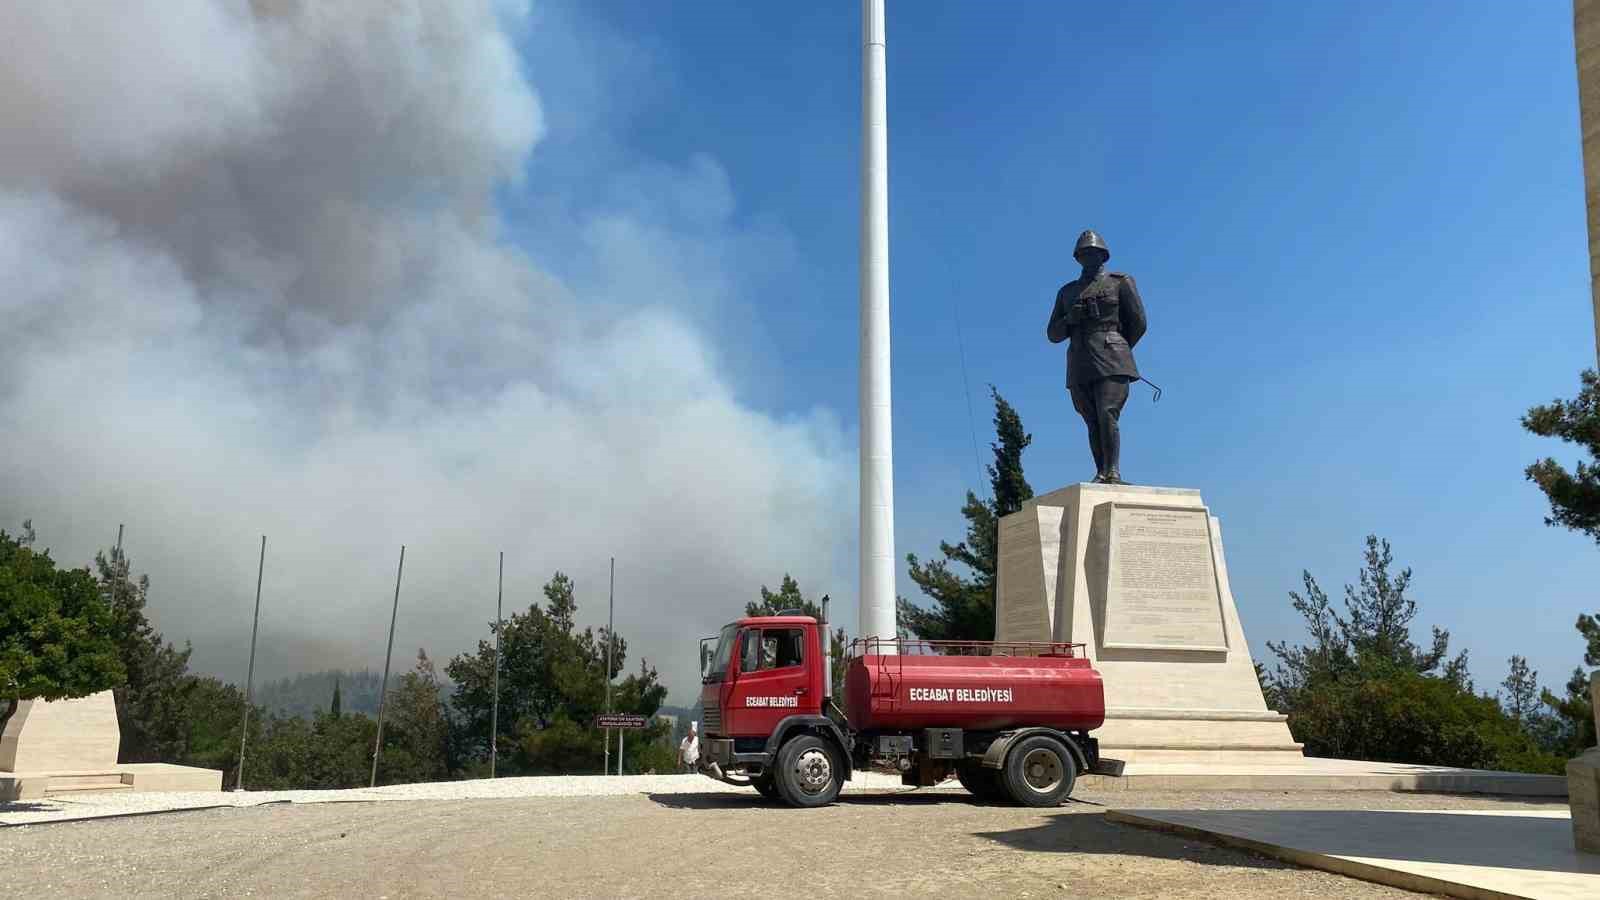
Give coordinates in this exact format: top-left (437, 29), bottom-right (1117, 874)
top-left (844, 650), bottom-right (1105, 733)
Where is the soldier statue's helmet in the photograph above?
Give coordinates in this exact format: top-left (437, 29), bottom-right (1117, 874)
top-left (1073, 229), bottom-right (1110, 262)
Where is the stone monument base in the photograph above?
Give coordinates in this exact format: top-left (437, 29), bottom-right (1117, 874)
top-left (1569, 675), bottom-right (1600, 853)
top-left (996, 482), bottom-right (1302, 765)
top-left (1571, 747), bottom-right (1600, 852)
top-left (1, 691), bottom-right (222, 801)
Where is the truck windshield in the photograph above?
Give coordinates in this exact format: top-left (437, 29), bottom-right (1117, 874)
top-left (703, 623), bottom-right (738, 683)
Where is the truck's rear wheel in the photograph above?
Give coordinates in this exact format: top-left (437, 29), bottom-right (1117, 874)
top-left (956, 763), bottom-right (1008, 803)
top-left (1002, 735), bottom-right (1076, 807)
top-left (774, 734), bottom-right (842, 807)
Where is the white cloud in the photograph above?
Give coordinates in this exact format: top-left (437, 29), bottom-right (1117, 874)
top-left (0, 1), bottom-right (853, 701)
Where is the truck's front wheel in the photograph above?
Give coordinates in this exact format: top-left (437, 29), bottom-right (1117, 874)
top-left (1002, 735), bottom-right (1076, 807)
top-left (774, 734), bottom-right (843, 807)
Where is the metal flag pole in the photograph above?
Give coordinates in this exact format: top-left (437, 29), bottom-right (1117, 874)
top-left (370, 545), bottom-right (406, 788)
top-left (604, 557), bottom-right (615, 774)
top-left (490, 551), bottom-right (503, 779)
top-left (859, 0), bottom-right (898, 651)
top-left (236, 535), bottom-right (267, 791)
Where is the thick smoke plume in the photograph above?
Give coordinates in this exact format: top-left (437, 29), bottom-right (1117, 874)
top-left (0, 1), bottom-right (854, 699)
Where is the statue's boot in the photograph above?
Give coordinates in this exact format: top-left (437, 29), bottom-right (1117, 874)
top-left (1086, 428), bottom-right (1106, 483)
top-left (1099, 403), bottom-right (1123, 485)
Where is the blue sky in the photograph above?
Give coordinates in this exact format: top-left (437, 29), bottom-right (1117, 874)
top-left (6, 2), bottom-right (1594, 705)
top-left (511, 0), bottom-right (1600, 695)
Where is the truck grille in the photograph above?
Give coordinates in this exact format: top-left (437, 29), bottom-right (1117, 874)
top-left (702, 701), bottom-right (721, 734)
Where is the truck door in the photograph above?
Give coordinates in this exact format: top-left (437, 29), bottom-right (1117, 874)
top-left (728, 625), bottom-right (818, 736)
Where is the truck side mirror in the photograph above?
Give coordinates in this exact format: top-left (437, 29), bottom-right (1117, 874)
top-left (699, 637), bottom-right (714, 677)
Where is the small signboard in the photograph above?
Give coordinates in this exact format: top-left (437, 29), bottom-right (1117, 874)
top-left (593, 714), bottom-right (650, 729)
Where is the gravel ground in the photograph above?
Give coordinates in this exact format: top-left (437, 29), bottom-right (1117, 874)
top-left (0, 772), bottom-right (917, 826)
top-left (0, 781), bottom-right (1568, 899)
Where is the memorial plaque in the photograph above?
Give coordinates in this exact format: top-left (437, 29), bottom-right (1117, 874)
top-left (1101, 504), bottom-right (1228, 652)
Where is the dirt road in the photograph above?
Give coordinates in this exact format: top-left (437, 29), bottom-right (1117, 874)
top-left (0, 786), bottom-right (1563, 898)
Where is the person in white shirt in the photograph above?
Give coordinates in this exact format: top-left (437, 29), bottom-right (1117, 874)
top-left (678, 721), bottom-right (699, 773)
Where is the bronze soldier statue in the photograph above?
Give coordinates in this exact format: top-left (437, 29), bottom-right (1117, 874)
top-left (1047, 229), bottom-right (1147, 484)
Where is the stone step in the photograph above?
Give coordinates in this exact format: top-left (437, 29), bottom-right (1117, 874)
top-left (42, 772), bottom-right (130, 794)
top-left (45, 782), bottom-right (134, 795)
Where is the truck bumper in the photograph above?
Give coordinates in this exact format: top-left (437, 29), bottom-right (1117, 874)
top-left (698, 738), bottom-right (772, 787)
top-left (694, 739), bottom-right (761, 787)
top-left (703, 738), bottom-right (771, 768)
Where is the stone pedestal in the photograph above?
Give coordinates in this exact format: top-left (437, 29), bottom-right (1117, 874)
top-left (1, 691), bottom-right (122, 772)
top-left (1569, 675), bottom-right (1600, 853)
top-left (996, 483), bottom-right (1302, 764)
top-left (1, 691), bottom-right (222, 800)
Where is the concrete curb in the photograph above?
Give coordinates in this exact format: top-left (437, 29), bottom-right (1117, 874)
top-left (1107, 807), bottom-right (1593, 896)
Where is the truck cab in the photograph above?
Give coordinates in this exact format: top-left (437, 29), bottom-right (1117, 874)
top-left (698, 615), bottom-right (851, 805)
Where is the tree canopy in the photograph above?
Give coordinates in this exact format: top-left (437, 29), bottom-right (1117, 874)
top-left (447, 571), bottom-right (669, 774)
top-left (95, 542), bottom-right (201, 763)
top-left (1267, 535), bottom-right (1467, 693)
top-left (0, 522), bottom-right (124, 731)
top-left (1266, 535), bottom-right (1560, 773)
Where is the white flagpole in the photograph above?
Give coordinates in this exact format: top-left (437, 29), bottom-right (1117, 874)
top-left (859, 0), bottom-right (898, 650)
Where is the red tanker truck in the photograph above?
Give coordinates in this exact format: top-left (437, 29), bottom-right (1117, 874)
top-left (696, 604), bottom-right (1106, 808)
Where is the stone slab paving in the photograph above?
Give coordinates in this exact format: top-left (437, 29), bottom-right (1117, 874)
top-left (1108, 807), bottom-right (1600, 899)
top-left (1086, 758), bottom-right (1568, 795)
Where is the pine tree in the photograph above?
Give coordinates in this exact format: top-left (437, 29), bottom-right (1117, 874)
top-left (381, 649), bottom-right (450, 783)
top-left (1523, 369), bottom-right (1600, 544)
top-left (1523, 371), bottom-right (1600, 754)
top-left (1265, 537), bottom-right (1557, 772)
top-left (1540, 613), bottom-right (1600, 754)
top-left (1268, 535), bottom-right (1463, 685)
top-left (900, 387), bottom-right (1032, 641)
top-left (1500, 655), bottom-right (1540, 728)
top-left (330, 677), bottom-right (342, 718)
top-left (1336, 536), bottom-right (1457, 675)
top-left (95, 543), bottom-right (196, 762)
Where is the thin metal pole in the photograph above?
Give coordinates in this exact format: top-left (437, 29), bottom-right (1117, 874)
top-left (618, 728), bottom-right (624, 776)
top-left (370, 545), bottom-right (406, 788)
top-left (490, 551), bottom-right (503, 779)
top-left (236, 535), bottom-right (266, 790)
top-left (605, 557), bottom-right (615, 775)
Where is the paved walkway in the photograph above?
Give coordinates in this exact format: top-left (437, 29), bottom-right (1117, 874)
top-left (1085, 757), bottom-right (1567, 795)
top-left (1110, 807), bottom-right (1600, 900)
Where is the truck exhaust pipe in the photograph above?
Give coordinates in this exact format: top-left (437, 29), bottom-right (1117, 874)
top-left (821, 595), bottom-right (832, 704)
top-left (700, 760), bottom-right (754, 787)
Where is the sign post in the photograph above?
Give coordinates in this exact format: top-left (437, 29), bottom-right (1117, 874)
top-left (595, 713), bottom-right (648, 773)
